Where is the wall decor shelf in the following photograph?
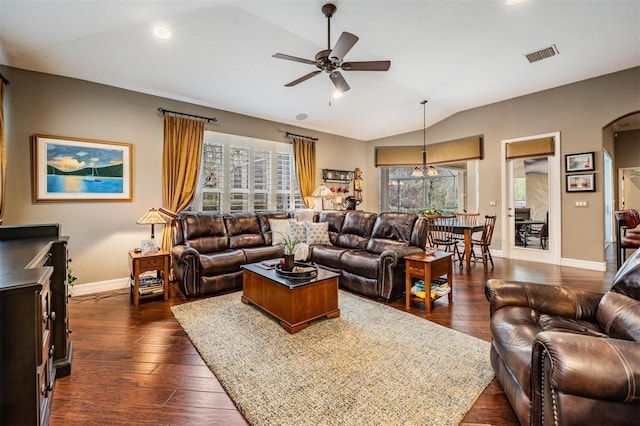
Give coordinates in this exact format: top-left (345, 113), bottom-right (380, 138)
top-left (322, 169), bottom-right (354, 183)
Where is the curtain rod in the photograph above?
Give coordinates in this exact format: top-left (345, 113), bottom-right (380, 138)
top-left (158, 107), bottom-right (217, 123)
top-left (0, 73), bottom-right (9, 85)
top-left (285, 131), bottom-right (318, 141)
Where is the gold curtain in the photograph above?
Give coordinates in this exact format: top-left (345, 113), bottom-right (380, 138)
top-left (0, 80), bottom-right (6, 225)
top-left (293, 137), bottom-right (316, 208)
top-left (160, 115), bottom-right (205, 251)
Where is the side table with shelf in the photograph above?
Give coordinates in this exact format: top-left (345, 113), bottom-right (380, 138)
top-left (405, 251), bottom-right (453, 315)
top-left (128, 250), bottom-right (170, 306)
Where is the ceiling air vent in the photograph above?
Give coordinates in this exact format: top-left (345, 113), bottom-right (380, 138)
top-left (525, 44), bottom-right (559, 63)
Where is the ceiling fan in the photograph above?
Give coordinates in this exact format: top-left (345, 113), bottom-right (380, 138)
top-left (272, 3), bottom-right (391, 94)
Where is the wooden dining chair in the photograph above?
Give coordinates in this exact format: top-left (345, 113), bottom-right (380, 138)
top-left (470, 215), bottom-right (497, 272)
top-left (451, 212), bottom-right (480, 264)
top-left (428, 215), bottom-right (463, 266)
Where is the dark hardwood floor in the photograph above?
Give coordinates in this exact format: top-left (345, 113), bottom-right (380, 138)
top-left (50, 248), bottom-right (616, 425)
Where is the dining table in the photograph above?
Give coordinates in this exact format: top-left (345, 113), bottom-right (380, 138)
top-left (452, 222), bottom-right (485, 269)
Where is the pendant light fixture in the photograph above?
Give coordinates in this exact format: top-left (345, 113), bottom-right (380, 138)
top-left (412, 100), bottom-right (438, 178)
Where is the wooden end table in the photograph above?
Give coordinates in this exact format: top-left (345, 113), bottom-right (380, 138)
top-left (405, 252), bottom-right (453, 315)
top-left (128, 250), bottom-right (170, 306)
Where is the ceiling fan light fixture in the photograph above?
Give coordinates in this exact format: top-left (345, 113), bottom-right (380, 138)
top-left (332, 90), bottom-right (343, 99)
top-left (411, 166), bottom-right (424, 178)
top-left (273, 3), bottom-right (390, 92)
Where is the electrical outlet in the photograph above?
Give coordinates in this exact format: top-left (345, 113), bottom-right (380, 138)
top-left (489, 200), bottom-right (496, 206)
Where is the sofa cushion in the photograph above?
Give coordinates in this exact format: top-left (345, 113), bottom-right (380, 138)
top-left (340, 250), bottom-right (379, 279)
top-left (305, 221), bottom-right (331, 245)
top-left (180, 212), bottom-right (228, 253)
top-left (336, 211), bottom-right (377, 249)
top-left (225, 213), bottom-right (265, 249)
top-left (200, 249), bottom-right (246, 275)
top-left (365, 212), bottom-right (416, 254)
top-left (597, 291), bottom-right (640, 342)
top-left (310, 245), bottom-right (348, 270)
top-left (268, 218), bottom-right (296, 245)
top-left (257, 211), bottom-right (291, 245)
top-left (242, 245), bottom-right (284, 264)
top-left (611, 247), bottom-right (640, 300)
top-left (318, 211), bottom-right (346, 244)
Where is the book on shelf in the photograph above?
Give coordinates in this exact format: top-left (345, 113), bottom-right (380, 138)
top-left (138, 285), bottom-right (164, 296)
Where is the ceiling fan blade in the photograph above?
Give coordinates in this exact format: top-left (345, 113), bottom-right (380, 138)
top-left (285, 70), bottom-right (322, 87)
top-left (329, 71), bottom-right (351, 93)
top-left (329, 32), bottom-right (359, 62)
top-left (273, 53), bottom-right (317, 66)
top-left (342, 60), bottom-right (391, 71)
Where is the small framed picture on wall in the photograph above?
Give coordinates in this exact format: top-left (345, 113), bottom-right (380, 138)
top-left (566, 173), bottom-right (595, 192)
top-left (565, 152), bottom-right (594, 173)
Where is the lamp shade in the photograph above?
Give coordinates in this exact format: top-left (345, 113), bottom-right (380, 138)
top-left (137, 208), bottom-right (168, 240)
top-left (137, 208), bottom-right (168, 225)
top-left (312, 183), bottom-right (334, 198)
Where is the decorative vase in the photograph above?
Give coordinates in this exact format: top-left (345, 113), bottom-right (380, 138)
top-left (283, 254), bottom-right (295, 271)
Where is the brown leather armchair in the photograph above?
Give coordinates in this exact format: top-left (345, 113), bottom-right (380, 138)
top-left (485, 249), bottom-right (640, 425)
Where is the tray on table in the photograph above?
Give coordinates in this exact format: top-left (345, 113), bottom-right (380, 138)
top-left (275, 262), bottom-right (319, 279)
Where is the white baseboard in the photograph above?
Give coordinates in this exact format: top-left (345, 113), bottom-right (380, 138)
top-left (481, 249), bottom-right (606, 271)
top-left (560, 257), bottom-right (606, 272)
top-left (70, 277), bottom-right (129, 296)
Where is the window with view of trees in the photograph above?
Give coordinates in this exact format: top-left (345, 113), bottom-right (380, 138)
top-left (186, 132), bottom-right (304, 213)
top-left (380, 165), bottom-right (470, 213)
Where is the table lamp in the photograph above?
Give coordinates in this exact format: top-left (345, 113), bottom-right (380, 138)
top-left (137, 208), bottom-right (168, 240)
top-left (312, 183), bottom-right (334, 210)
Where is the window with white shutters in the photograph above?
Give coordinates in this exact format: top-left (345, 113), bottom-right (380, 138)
top-left (190, 131), bottom-right (302, 213)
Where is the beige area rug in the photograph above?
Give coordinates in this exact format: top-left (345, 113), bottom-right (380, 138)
top-left (171, 291), bottom-right (494, 426)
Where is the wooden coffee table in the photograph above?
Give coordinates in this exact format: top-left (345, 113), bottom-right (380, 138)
top-left (241, 262), bottom-right (340, 334)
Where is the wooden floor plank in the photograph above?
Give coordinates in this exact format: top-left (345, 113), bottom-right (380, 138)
top-left (50, 248), bottom-right (616, 425)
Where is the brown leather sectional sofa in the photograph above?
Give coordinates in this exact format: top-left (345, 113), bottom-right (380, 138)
top-left (485, 248), bottom-right (640, 425)
top-left (170, 210), bottom-right (428, 300)
top-left (309, 211), bottom-right (427, 300)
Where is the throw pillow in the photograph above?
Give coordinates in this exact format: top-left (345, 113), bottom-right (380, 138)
top-left (269, 219), bottom-right (296, 245)
top-left (305, 221), bottom-right (331, 245)
top-left (289, 221), bottom-right (307, 244)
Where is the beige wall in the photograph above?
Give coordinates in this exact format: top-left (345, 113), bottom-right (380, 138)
top-left (3, 65), bottom-right (638, 285)
top-left (616, 129), bottom-right (640, 169)
top-left (368, 67), bottom-right (640, 264)
top-left (1, 66), bottom-right (367, 288)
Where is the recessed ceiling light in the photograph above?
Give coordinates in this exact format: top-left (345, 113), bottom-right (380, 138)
top-left (153, 26), bottom-right (172, 40)
top-left (505, 0), bottom-right (524, 5)
top-left (296, 113), bottom-right (308, 121)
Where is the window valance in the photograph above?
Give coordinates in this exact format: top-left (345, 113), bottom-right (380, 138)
top-left (505, 137), bottom-right (554, 160)
top-left (375, 136), bottom-right (482, 167)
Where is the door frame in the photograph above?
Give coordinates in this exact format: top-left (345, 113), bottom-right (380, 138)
top-left (603, 149), bottom-right (613, 247)
top-left (501, 132), bottom-right (561, 264)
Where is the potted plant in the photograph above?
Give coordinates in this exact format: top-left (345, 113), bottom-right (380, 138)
top-left (273, 231), bottom-right (303, 271)
top-left (416, 206), bottom-right (442, 218)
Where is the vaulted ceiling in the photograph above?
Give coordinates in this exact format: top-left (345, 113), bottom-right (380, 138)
top-left (1, 1), bottom-right (638, 140)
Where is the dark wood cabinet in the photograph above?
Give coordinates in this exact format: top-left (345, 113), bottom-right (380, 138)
top-left (0, 224), bottom-right (72, 425)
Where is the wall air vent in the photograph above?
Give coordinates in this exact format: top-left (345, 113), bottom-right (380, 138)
top-left (525, 44), bottom-right (559, 63)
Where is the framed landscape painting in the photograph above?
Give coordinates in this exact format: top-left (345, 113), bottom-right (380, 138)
top-left (566, 173), bottom-right (595, 192)
top-left (33, 134), bottom-right (133, 202)
top-left (565, 151), bottom-right (594, 172)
